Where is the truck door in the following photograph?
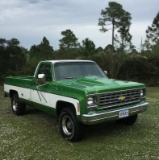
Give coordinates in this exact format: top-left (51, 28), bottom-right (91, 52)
top-left (30, 62), bottom-right (52, 108)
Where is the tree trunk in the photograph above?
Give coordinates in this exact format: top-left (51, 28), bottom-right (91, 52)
top-left (112, 18), bottom-right (115, 47)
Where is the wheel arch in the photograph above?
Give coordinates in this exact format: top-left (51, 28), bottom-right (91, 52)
top-left (56, 101), bottom-right (76, 117)
top-left (9, 90), bottom-right (18, 98)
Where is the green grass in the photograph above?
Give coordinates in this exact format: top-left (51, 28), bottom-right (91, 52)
top-left (0, 87), bottom-right (159, 160)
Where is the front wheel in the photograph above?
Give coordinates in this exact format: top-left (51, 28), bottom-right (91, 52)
top-left (11, 93), bottom-right (26, 116)
top-left (59, 108), bottom-right (84, 142)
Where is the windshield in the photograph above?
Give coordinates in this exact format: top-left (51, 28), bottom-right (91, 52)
top-left (54, 61), bottom-right (106, 81)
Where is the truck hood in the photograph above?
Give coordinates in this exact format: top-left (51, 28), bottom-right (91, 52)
top-left (58, 76), bottom-right (145, 95)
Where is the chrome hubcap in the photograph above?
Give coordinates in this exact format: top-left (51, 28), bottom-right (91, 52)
top-left (62, 115), bottom-right (73, 136)
top-left (13, 100), bottom-right (18, 111)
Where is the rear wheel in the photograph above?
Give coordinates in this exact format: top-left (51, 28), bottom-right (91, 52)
top-left (117, 114), bottom-right (138, 125)
top-left (59, 108), bottom-right (84, 142)
top-left (11, 93), bottom-right (26, 115)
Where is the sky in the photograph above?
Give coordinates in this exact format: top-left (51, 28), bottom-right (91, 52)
top-left (0, 0), bottom-right (159, 50)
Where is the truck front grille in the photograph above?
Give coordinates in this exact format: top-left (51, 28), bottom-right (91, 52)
top-left (99, 89), bottom-right (141, 109)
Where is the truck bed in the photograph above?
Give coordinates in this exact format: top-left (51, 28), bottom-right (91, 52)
top-left (4, 76), bottom-right (33, 88)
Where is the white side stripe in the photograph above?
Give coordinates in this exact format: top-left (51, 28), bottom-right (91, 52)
top-left (4, 84), bottom-right (80, 115)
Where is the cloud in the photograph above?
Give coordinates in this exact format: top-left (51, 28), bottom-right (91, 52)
top-left (117, 0), bottom-right (159, 21)
top-left (23, 0), bottom-right (41, 4)
top-left (0, 0), bottom-right (159, 50)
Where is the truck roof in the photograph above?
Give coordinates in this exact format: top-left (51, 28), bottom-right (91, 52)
top-left (41, 60), bottom-right (94, 64)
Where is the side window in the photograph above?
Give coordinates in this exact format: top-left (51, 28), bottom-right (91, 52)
top-left (37, 63), bottom-right (52, 82)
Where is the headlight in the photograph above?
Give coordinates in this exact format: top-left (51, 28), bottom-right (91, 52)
top-left (140, 89), bottom-right (146, 100)
top-left (140, 90), bottom-right (144, 96)
top-left (87, 97), bottom-right (94, 106)
top-left (87, 96), bottom-right (97, 106)
top-left (87, 96), bottom-right (97, 113)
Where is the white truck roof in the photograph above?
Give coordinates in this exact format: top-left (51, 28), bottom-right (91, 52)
top-left (41, 60), bottom-right (94, 64)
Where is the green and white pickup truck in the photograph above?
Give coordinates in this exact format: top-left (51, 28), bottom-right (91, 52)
top-left (4, 60), bottom-right (148, 141)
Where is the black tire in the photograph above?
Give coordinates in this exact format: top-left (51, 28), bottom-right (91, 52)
top-left (59, 108), bottom-right (85, 142)
top-left (117, 114), bottom-right (138, 125)
top-left (11, 93), bottom-right (26, 116)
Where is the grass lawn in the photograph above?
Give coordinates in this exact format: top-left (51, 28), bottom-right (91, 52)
top-left (0, 86), bottom-right (159, 160)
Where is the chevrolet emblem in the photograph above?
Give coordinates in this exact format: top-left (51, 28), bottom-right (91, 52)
top-left (118, 96), bottom-right (125, 101)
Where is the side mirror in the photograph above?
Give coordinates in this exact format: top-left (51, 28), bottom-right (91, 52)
top-left (38, 74), bottom-right (46, 84)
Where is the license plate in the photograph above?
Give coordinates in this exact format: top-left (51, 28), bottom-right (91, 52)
top-left (119, 110), bottom-right (129, 118)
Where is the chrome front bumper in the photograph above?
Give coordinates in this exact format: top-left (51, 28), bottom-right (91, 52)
top-left (81, 102), bottom-right (148, 125)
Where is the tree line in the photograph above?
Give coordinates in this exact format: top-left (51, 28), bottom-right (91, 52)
top-left (0, 2), bottom-right (159, 86)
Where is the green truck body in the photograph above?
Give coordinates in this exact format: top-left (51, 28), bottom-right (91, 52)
top-left (4, 60), bottom-right (148, 141)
